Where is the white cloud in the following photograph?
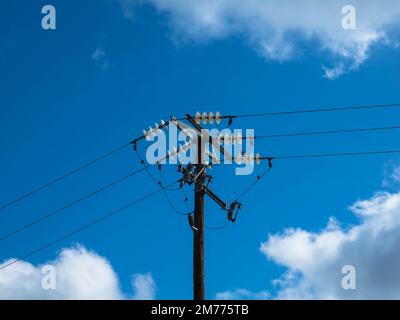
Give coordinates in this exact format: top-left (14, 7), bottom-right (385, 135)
top-left (383, 165), bottom-right (400, 187)
top-left (0, 245), bottom-right (155, 300)
top-left (322, 63), bottom-right (346, 80)
top-left (130, 0), bottom-right (400, 78)
top-left (132, 272), bottom-right (156, 300)
top-left (261, 191), bottom-right (400, 299)
top-left (216, 289), bottom-right (269, 300)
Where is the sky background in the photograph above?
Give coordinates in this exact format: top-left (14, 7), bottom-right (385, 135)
top-left (1, 0), bottom-right (400, 299)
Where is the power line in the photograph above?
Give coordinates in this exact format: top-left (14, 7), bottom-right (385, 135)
top-left (4, 105), bottom-right (400, 212)
top-left (227, 103), bottom-right (400, 119)
top-left (0, 166), bottom-right (150, 241)
top-left (205, 221), bottom-right (230, 230)
top-left (235, 167), bottom-right (272, 201)
top-left (0, 142), bottom-right (133, 213)
top-left (161, 185), bottom-right (192, 216)
top-left (228, 149), bottom-right (400, 201)
top-left (180, 186), bottom-right (230, 231)
top-left (254, 124), bottom-right (400, 140)
top-left (134, 148), bottom-right (180, 191)
top-left (263, 149), bottom-right (400, 160)
top-left (133, 148), bottom-right (191, 215)
top-left (0, 181), bottom-right (178, 271)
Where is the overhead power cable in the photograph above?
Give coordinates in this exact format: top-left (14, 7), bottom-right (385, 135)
top-left (254, 124), bottom-right (400, 140)
top-left (0, 142), bottom-right (133, 213)
top-left (133, 147), bottom-right (180, 191)
top-left (0, 165), bottom-right (150, 241)
top-left (261, 149), bottom-right (400, 161)
top-left (225, 103), bottom-right (400, 119)
top-left (235, 167), bottom-right (273, 201)
top-left (0, 181), bottom-right (178, 271)
top-left (231, 149), bottom-right (400, 201)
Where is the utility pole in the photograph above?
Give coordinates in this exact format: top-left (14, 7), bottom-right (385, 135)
top-left (193, 134), bottom-right (205, 300)
top-left (173, 114), bottom-right (243, 300)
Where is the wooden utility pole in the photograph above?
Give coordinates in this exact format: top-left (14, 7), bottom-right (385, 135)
top-left (193, 134), bottom-right (205, 300)
top-left (174, 115), bottom-right (241, 300)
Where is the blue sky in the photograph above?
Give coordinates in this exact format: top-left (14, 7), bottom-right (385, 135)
top-left (1, 1), bottom-right (400, 299)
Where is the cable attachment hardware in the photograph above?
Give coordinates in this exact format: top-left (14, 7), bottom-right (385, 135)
top-left (227, 200), bottom-right (242, 223)
top-left (267, 157), bottom-right (274, 169)
top-left (132, 141), bottom-right (138, 151)
top-left (188, 214), bottom-right (198, 232)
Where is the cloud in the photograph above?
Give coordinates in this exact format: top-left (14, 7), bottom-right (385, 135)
top-left (128, 0), bottom-right (400, 78)
top-left (322, 63), bottom-right (346, 80)
top-left (383, 164), bottom-right (400, 188)
top-left (260, 190), bottom-right (400, 299)
top-left (91, 45), bottom-right (109, 72)
top-left (118, 0), bottom-right (140, 20)
top-left (132, 272), bottom-right (156, 300)
top-left (0, 245), bottom-right (155, 300)
top-left (216, 289), bottom-right (269, 300)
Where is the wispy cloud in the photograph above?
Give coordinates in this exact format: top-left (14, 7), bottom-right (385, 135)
top-left (383, 164), bottom-right (400, 188)
top-left (132, 272), bottom-right (156, 300)
top-left (91, 45), bottom-right (110, 72)
top-left (118, 0), bottom-right (139, 20)
top-left (216, 289), bottom-right (269, 300)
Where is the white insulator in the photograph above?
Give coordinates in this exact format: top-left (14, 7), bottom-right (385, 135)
top-left (195, 112), bottom-right (201, 124)
top-left (142, 129), bottom-right (147, 137)
top-left (236, 153), bottom-right (243, 165)
top-left (224, 133), bottom-right (231, 144)
top-left (255, 153), bottom-right (261, 165)
top-left (243, 153), bottom-right (249, 164)
top-left (237, 133), bottom-right (242, 144)
top-left (169, 148), bottom-right (177, 159)
top-left (216, 133), bottom-right (222, 144)
top-left (215, 111), bottom-right (221, 124)
top-left (248, 136), bottom-right (254, 146)
top-left (160, 119), bottom-right (166, 127)
top-left (208, 112), bottom-right (215, 124)
top-left (248, 153), bottom-right (254, 163)
top-left (202, 112), bottom-right (208, 125)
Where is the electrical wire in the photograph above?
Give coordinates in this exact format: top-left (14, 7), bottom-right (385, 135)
top-left (0, 181), bottom-right (179, 271)
top-left (134, 148), bottom-right (191, 216)
top-left (235, 167), bottom-right (272, 201)
top-left (134, 148), bottom-right (180, 191)
top-left (0, 166), bottom-right (150, 241)
top-left (161, 185), bottom-right (191, 216)
top-left (264, 149), bottom-right (400, 160)
top-left (227, 103), bottom-right (400, 119)
top-left (254, 124), bottom-right (400, 140)
top-left (205, 221), bottom-right (230, 230)
top-left (0, 142), bottom-right (133, 213)
top-left (3, 105), bottom-right (400, 212)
